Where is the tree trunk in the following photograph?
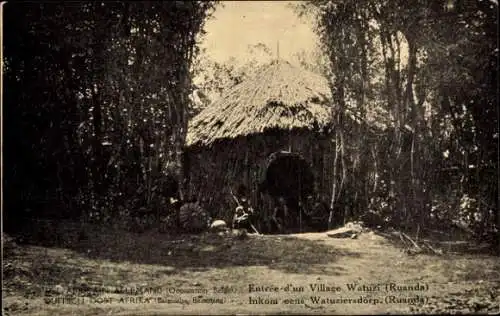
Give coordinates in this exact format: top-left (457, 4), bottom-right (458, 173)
top-left (91, 88), bottom-right (104, 196)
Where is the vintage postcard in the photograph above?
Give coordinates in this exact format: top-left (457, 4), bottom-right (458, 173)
top-left (2, 1), bottom-right (499, 315)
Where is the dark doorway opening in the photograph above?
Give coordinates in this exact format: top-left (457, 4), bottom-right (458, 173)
top-left (258, 151), bottom-right (319, 233)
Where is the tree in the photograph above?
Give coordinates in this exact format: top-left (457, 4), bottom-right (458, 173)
top-left (292, 45), bottom-right (330, 76)
top-left (190, 42), bottom-right (273, 111)
top-left (295, 0), bottom-right (498, 238)
top-left (4, 2), bottom-right (218, 230)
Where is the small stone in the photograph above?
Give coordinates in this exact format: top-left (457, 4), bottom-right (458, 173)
top-left (210, 220), bottom-right (228, 232)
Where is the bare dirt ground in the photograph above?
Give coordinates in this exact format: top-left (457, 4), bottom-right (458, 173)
top-left (3, 223), bottom-right (500, 315)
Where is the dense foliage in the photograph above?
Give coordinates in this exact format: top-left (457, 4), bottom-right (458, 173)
top-left (4, 2), bottom-right (217, 230)
top-left (294, 0), bottom-right (498, 241)
top-left (190, 42), bottom-right (275, 112)
top-left (4, 1), bottom-right (497, 244)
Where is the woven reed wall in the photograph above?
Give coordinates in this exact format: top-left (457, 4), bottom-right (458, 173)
top-left (185, 128), bottom-right (335, 231)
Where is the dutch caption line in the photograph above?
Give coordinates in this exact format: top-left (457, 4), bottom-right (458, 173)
top-left (248, 282), bottom-right (430, 306)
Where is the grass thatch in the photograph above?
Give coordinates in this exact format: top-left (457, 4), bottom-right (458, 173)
top-left (187, 60), bottom-right (333, 146)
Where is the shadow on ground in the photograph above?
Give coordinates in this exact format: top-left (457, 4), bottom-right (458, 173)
top-left (4, 220), bottom-right (500, 316)
top-left (6, 219), bottom-right (360, 276)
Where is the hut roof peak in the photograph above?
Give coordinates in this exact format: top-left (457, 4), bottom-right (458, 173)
top-left (187, 59), bottom-right (333, 147)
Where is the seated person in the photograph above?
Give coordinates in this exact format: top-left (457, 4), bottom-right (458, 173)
top-left (233, 204), bottom-right (254, 230)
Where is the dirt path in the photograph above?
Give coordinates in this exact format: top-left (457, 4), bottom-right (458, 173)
top-left (3, 228), bottom-right (500, 315)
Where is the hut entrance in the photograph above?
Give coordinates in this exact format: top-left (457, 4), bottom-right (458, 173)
top-left (258, 151), bottom-right (315, 234)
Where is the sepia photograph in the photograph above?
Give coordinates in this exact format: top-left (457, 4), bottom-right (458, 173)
top-left (2, 1), bottom-right (499, 315)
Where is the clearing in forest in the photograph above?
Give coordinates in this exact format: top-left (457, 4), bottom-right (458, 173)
top-left (2, 224), bottom-right (499, 315)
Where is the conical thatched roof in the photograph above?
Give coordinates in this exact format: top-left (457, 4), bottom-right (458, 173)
top-left (187, 59), bottom-right (333, 147)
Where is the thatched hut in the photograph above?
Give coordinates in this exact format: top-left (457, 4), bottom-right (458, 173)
top-left (185, 59), bottom-right (336, 232)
